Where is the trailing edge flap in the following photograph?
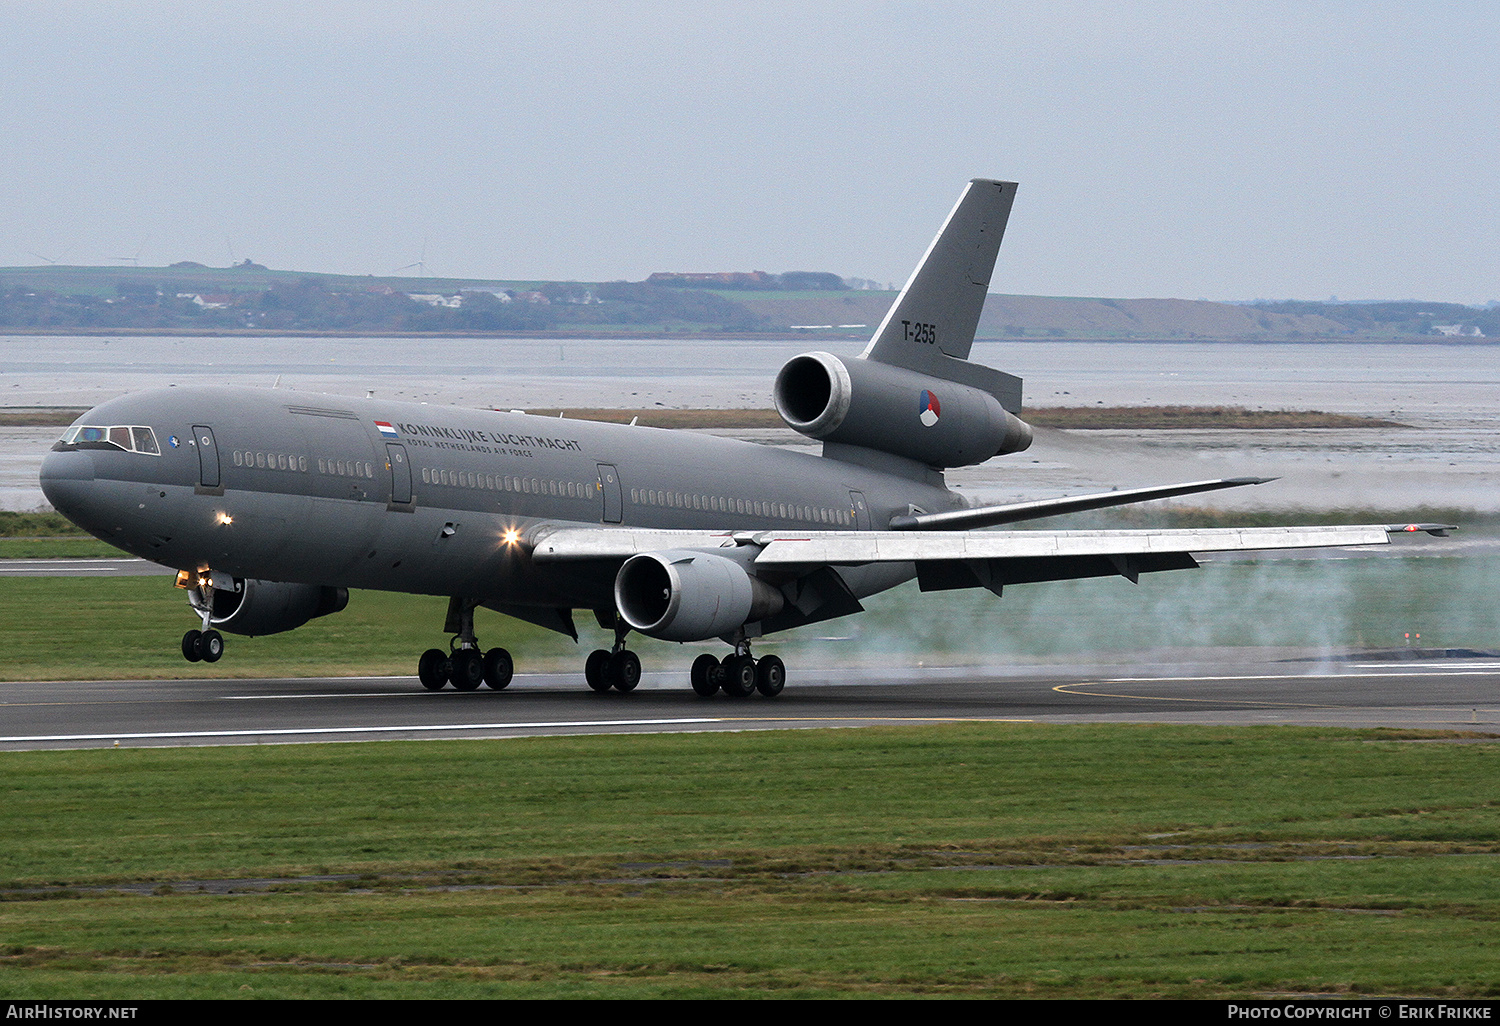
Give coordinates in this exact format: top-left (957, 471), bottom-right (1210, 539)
top-left (750, 524), bottom-right (1398, 566)
top-left (529, 523), bottom-right (1412, 566)
top-left (862, 178), bottom-right (1017, 380)
top-left (888, 477), bottom-right (1276, 531)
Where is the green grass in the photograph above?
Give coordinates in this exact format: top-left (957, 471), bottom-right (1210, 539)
top-left (0, 511), bottom-right (87, 537)
top-left (0, 538), bottom-right (124, 559)
top-left (0, 545), bottom-right (1494, 680)
top-left (0, 724), bottom-right (1496, 997)
top-left (0, 577), bottom-right (581, 679)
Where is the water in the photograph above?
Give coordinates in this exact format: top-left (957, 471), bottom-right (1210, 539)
top-left (4, 334), bottom-right (1498, 511)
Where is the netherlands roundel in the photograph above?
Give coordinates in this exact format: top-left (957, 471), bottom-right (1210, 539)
top-left (918, 389), bottom-right (941, 427)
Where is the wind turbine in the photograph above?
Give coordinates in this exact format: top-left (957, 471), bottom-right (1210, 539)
top-left (27, 246), bottom-right (74, 265)
top-left (393, 238), bottom-right (433, 277)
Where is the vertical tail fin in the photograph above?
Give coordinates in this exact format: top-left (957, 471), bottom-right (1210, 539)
top-left (861, 179), bottom-right (1016, 371)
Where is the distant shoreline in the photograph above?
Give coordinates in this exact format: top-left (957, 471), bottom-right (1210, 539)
top-left (0, 326), bottom-right (1486, 345)
top-left (2, 406), bottom-right (1406, 430)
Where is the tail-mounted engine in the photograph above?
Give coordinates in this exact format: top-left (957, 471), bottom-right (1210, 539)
top-left (773, 351), bottom-right (1032, 469)
top-left (614, 549), bottom-right (785, 642)
top-left (183, 573), bottom-right (349, 637)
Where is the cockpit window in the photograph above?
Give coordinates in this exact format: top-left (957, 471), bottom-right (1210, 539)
top-left (131, 427), bottom-right (160, 454)
top-left (54, 424), bottom-right (162, 455)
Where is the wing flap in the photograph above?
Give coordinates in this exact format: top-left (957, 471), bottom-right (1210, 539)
top-left (531, 523), bottom-right (1410, 565)
top-left (753, 524), bottom-right (1396, 566)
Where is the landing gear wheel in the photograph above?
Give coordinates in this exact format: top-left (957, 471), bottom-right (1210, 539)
top-left (721, 654), bottom-right (757, 698)
top-left (199, 629), bottom-right (224, 664)
top-left (418, 648), bottom-right (450, 690)
top-left (690, 653), bottom-right (721, 697)
top-left (450, 649), bottom-right (484, 691)
top-left (585, 649), bottom-right (612, 692)
top-left (483, 648), bottom-right (513, 690)
top-left (182, 629), bottom-right (203, 663)
top-left (610, 650), bottom-right (641, 692)
top-left (755, 654), bottom-right (785, 697)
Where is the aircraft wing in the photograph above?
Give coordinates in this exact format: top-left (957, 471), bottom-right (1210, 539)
top-left (532, 522), bottom-right (1447, 570)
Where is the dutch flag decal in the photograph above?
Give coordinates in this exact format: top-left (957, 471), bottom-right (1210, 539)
top-left (375, 421), bottom-right (399, 439)
top-left (919, 389), bottom-right (941, 427)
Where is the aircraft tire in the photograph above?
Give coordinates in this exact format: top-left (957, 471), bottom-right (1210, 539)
top-left (754, 654), bottom-right (785, 697)
top-left (200, 629), bottom-right (225, 664)
top-left (483, 648), bottom-right (513, 690)
top-left (721, 655), bottom-right (757, 698)
top-left (418, 648), bottom-right (449, 690)
top-left (450, 649), bottom-right (484, 691)
top-left (611, 650), bottom-right (641, 692)
top-left (181, 630), bottom-right (203, 663)
top-left (690, 653), bottom-right (720, 696)
top-left (585, 649), bottom-right (612, 692)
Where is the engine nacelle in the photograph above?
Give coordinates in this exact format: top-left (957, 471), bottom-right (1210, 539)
top-left (615, 549), bottom-right (785, 642)
top-left (188, 577), bottom-right (349, 637)
top-left (774, 351), bottom-right (1032, 468)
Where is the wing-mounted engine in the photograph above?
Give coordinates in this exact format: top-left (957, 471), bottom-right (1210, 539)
top-left (614, 549), bottom-right (784, 642)
top-left (774, 350), bottom-right (1032, 469)
top-left (186, 575), bottom-right (349, 637)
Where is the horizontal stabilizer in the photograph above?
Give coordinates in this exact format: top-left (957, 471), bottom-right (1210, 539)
top-left (889, 477), bottom-right (1275, 531)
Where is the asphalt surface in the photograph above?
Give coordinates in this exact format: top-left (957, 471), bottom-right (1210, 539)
top-left (3, 657), bottom-right (1498, 751)
top-left (0, 557), bottom-right (176, 577)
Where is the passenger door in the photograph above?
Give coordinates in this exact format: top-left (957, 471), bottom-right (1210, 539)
top-left (386, 443), bottom-right (412, 506)
top-left (192, 425), bottom-right (220, 490)
top-left (597, 463), bottom-right (622, 523)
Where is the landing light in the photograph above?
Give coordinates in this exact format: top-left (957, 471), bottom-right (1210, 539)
top-left (216, 512), bottom-right (233, 526)
top-left (503, 528), bottom-right (521, 546)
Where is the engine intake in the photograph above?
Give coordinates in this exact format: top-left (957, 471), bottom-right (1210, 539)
top-left (615, 549), bottom-right (784, 642)
top-left (774, 351), bottom-right (1031, 468)
top-left (188, 578), bottom-right (349, 637)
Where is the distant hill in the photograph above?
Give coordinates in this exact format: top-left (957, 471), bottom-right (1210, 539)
top-left (0, 263), bottom-right (1491, 340)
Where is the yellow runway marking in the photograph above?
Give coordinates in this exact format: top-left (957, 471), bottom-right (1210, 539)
top-left (1053, 681), bottom-right (1336, 708)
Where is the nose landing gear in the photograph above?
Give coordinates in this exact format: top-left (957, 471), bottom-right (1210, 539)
top-left (180, 627), bottom-right (224, 664)
top-left (180, 571), bottom-right (224, 663)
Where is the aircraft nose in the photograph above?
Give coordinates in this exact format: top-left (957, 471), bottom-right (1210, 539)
top-left (39, 449), bottom-right (96, 521)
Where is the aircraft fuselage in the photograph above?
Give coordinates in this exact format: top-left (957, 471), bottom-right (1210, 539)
top-left (41, 385), bottom-right (961, 612)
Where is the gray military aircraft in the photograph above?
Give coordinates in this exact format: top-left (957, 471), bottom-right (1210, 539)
top-left (39, 180), bottom-right (1446, 697)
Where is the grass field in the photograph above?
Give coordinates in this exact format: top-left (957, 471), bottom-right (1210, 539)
top-left (0, 543), bottom-right (1491, 680)
top-left (0, 723), bottom-right (1495, 998)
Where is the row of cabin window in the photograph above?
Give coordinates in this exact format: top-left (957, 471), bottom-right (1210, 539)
top-left (630, 487), bottom-right (854, 524)
top-left (421, 466), bottom-right (595, 499)
top-left (231, 450), bottom-right (373, 479)
top-left (233, 450), bottom-right (306, 472)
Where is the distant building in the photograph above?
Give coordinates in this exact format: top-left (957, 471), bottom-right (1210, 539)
top-left (1432, 324), bottom-right (1485, 337)
top-left (177, 293), bottom-right (237, 310)
top-left (408, 293), bottom-right (463, 308)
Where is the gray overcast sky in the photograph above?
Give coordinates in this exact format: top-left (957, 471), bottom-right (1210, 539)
top-left (2, 1), bottom-right (1496, 303)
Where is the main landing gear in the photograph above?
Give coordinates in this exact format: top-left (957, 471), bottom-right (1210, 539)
top-left (585, 616), bottom-right (642, 693)
top-left (418, 598), bottom-right (513, 692)
top-left (689, 645), bottom-right (785, 699)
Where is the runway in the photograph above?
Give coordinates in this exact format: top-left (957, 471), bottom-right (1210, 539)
top-left (3, 656), bottom-right (1498, 750)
